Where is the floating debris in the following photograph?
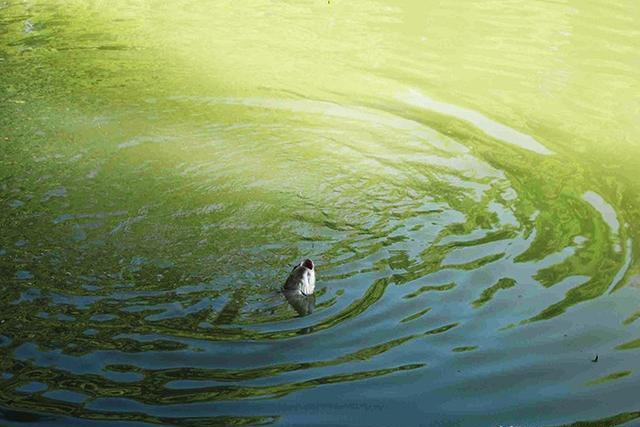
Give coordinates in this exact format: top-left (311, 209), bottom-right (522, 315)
top-left (23, 19), bottom-right (34, 33)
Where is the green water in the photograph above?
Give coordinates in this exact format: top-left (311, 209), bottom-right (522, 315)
top-left (1, 1), bottom-right (639, 425)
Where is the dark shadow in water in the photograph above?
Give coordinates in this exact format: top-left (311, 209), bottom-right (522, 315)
top-left (214, 287), bottom-right (247, 325)
top-left (551, 409), bottom-right (640, 427)
top-left (0, 407), bottom-right (55, 423)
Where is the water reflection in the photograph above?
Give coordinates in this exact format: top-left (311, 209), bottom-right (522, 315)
top-left (1, 0), bottom-right (639, 426)
top-left (284, 291), bottom-right (316, 317)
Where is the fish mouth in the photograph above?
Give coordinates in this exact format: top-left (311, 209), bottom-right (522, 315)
top-left (303, 259), bottom-right (314, 270)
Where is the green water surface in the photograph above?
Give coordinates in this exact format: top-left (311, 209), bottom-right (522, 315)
top-left (1, 1), bottom-right (640, 426)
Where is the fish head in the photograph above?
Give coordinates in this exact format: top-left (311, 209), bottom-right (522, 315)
top-left (284, 259), bottom-right (316, 295)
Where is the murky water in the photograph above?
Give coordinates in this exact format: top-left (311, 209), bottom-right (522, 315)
top-left (1, 1), bottom-right (640, 425)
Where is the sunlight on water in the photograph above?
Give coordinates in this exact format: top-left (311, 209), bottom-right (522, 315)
top-left (1, 0), bottom-right (639, 426)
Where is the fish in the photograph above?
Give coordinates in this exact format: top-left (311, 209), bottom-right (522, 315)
top-left (283, 259), bottom-right (315, 295)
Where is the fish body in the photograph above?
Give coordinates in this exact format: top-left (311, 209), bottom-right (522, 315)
top-left (283, 259), bottom-right (315, 295)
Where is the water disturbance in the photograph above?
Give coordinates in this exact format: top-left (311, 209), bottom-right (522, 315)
top-left (1, 1), bottom-right (640, 426)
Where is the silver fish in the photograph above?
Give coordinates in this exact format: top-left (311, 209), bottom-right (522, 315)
top-left (283, 259), bottom-right (315, 295)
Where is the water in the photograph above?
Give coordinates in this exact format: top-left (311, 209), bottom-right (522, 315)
top-left (1, 1), bottom-right (639, 425)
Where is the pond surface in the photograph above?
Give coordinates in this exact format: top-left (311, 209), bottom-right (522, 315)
top-left (1, 1), bottom-right (640, 426)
